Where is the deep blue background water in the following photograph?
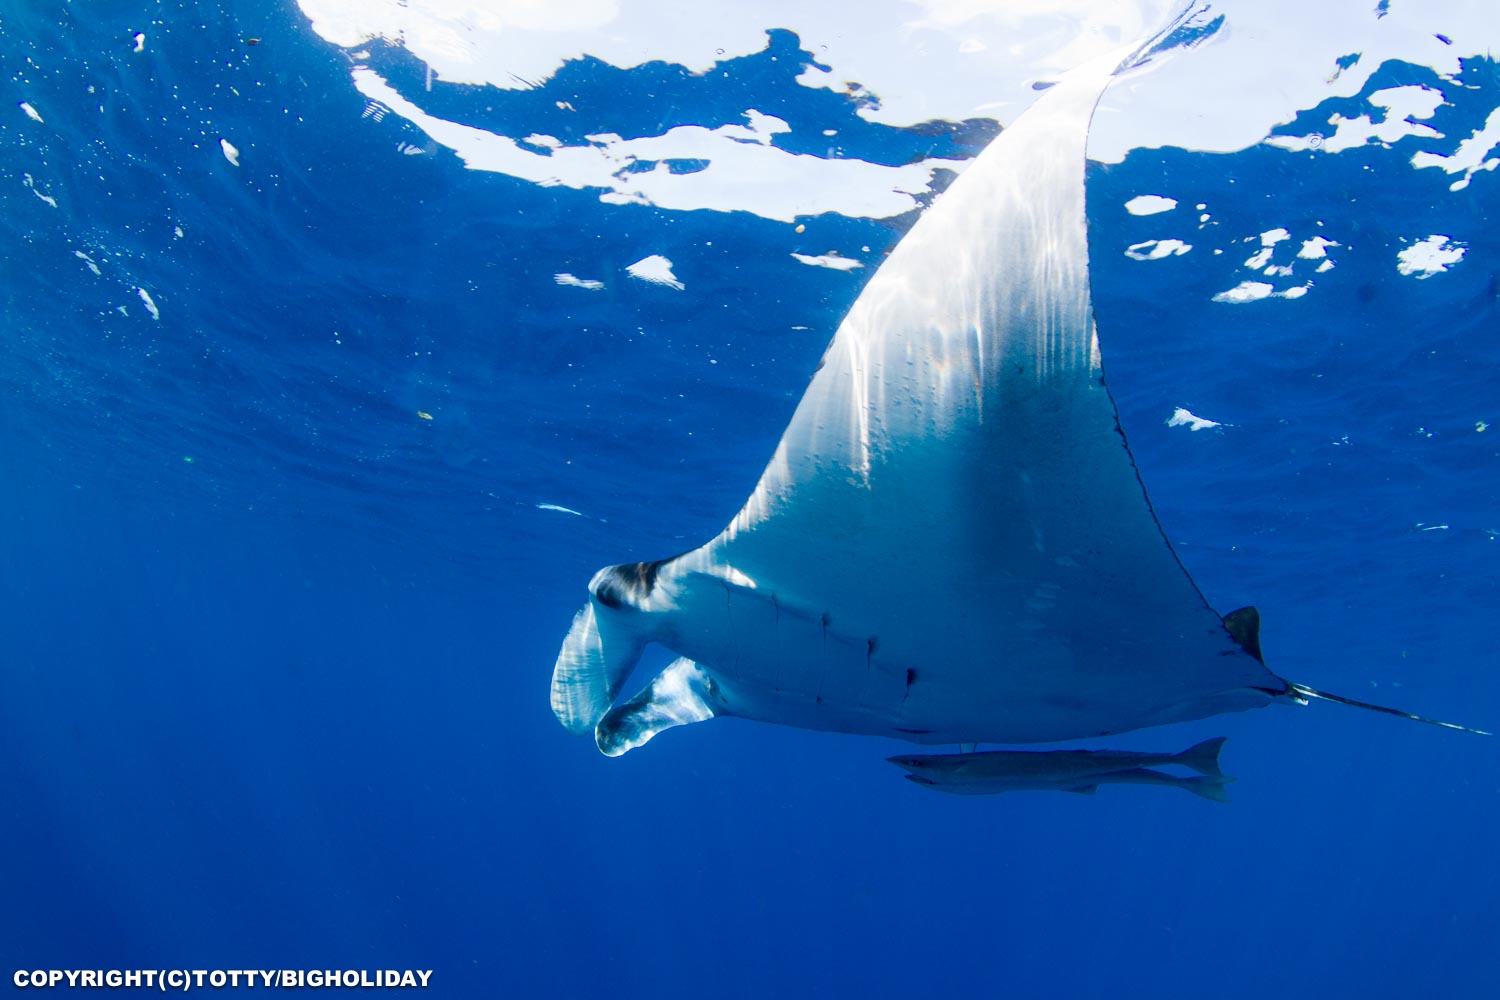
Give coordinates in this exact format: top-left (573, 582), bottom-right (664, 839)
top-left (3, 3), bottom-right (1497, 997)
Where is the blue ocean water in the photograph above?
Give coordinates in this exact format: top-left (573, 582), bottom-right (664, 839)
top-left (3, 4), bottom-right (1497, 998)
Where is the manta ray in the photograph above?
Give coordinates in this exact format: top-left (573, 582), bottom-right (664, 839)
top-left (550, 46), bottom-right (1488, 761)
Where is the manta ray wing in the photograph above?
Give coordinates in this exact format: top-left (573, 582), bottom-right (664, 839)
top-left (552, 48), bottom-right (1291, 756)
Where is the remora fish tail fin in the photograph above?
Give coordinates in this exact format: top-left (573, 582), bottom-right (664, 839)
top-left (1288, 682), bottom-right (1493, 736)
top-left (550, 600), bottom-right (644, 734)
top-left (596, 658), bottom-right (720, 756)
top-left (1173, 736), bottom-right (1227, 778)
top-left (1178, 775), bottom-right (1234, 804)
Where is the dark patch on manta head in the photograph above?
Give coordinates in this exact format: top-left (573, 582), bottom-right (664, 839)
top-left (593, 559), bottom-right (669, 609)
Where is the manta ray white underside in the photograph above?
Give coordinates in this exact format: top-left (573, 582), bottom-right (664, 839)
top-left (548, 42), bottom-right (1486, 758)
top-left (549, 47), bottom-right (1295, 757)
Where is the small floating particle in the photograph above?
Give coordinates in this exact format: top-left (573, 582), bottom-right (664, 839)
top-left (220, 138), bottom-right (240, 166)
top-left (417, 411), bottom-right (433, 420)
top-left (19, 101), bottom-right (42, 123)
top-left (555, 273), bottom-right (604, 290)
top-left (537, 503), bottom-right (585, 517)
top-left (1478, 421), bottom-right (1489, 433)
top-left (247, 37), bottom-right (261, 45)
top-left (23, 173), bottom-right (57, 208)
top-left (790, 252), bottom-right (863, 272)
top-left (132, 32), bottom-right (145, 53)
top-left (137, 287), bottom-right (160, 320)
top-left (183, 456), bottom-right (195, 464)
top-left (1166, 407), bottom-right (1222, 431)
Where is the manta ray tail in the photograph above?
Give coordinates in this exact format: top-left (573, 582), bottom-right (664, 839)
top-left (1224, 606), bottom-right (1489, 735)
top-left (1172, 736), bottom-right (1228, 778)
top-left (596, 657), bottom-right (720, 756)
top-left (1288, 682), bottom-right (1493, 736)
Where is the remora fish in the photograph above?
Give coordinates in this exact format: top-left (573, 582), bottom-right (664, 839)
top-left (891, 738), bottom-right (1234, 801)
